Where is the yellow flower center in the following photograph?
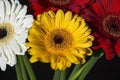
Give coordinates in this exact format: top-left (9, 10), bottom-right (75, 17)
top-left (44, 29), bottom-right (73, 54)
top-left (0, 23), bottom-right (14, 44)
top-left (48, 0), bottom-right (73, 6)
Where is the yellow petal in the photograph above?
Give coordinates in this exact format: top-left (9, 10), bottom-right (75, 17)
top-left (63, 11), bottom-right (72, 28)
top-left (77, 41), bottom-right (93, 48)
top-left (69, 17), bottom-right (81, 32)
top-left (66, 52), bottom-right (79, 64)
top-left (48, 10), bottom-right (55, 28)
top-left (56, 57), bottom-right (65, 70)
top-left (30, 56), bottom-right (39, 63)
top-left (37, 14), bottom-right (41, 21)
top-left (41, 13), bottom-right (53, 30)
top-left (40, 54), bottom-right (51, 63)
top-left (48, 10), bottom-right (55, 18)
top-left (86, 48), bottom-right (93, 56)
top-left (51, 56), bottom-right (57, 70)
top-left (74, 19), bottom-right (86, 33)
top-left (55, 9), bottom-right (64, 28)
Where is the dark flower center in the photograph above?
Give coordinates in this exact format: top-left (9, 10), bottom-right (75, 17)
top-left (53, 35), bottom-right (64, 44)
top-left (102, 14), bottom-right (120, 38)
top-left (48, 0), bottom-right (72, 6)
top-left (0, 28), bottom-right (7, 39)
top-left (45, 29), bottom-right (73, 53)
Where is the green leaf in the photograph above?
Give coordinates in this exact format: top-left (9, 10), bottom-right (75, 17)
top-left (68, 64), bottom-right (82, 80)
top-left (77, 49), bottom-right (104, 80)
top-left (68, 49), bottom-right (104, 80)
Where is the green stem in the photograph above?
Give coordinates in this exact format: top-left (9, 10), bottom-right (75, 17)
top-left (68, 64), bottom-right (86, 80)
top-left (60, 70), bottom-right (67, 80)
top-left (22, 54), bottom-right (36, 80)
top-left (53, 70), bottom-right (61, 80)
top-left (18, 56), bottom-right (28, 80)
top-left (77, 49), bottom-right (104, 80)
top-left (68, 64), bottom-right (82, 80)
top-left (15, 57), bottom-right (22, 80)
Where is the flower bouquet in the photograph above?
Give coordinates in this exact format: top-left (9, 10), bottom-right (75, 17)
top-left (0, 0), bottom-right (120, 80)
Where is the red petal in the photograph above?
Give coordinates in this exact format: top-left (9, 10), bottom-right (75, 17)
top-left (104, 48), bottom-right (115, 60)
top-left (74, 0), bottom-right (91, 6)
top-left (68, 4), bottom-right (81, 14)
top-left (99, 38), bottom-right (115, 60)
top-left (114, 39), bottom-right (120, 57)
top-left (92, 32), bottom-right (101, 50)
top-left (110, 0), bottom-right (120, 12)
top-left (28, 0), bottom-right (49, 16)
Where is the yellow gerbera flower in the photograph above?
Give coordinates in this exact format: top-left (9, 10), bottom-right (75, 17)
top-left (26, 9), bottom-right (94, 70)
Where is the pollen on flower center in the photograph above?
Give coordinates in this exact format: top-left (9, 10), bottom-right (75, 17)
top-left (48, 0), bottom-right (73, 6)
top-left (0, 23), bottom-right (14, 44)
top-left (44, 29), bottom-right (73, 54)
top-left (102, 14), bottom-right (120, 38)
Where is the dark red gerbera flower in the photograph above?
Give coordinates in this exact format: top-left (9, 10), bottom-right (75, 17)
top-left (28, 0), bottom-right (95, 16)
top-left (81, 0), bottom-right (120, 60)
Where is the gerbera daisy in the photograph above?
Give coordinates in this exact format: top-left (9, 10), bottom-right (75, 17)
top-left (81, 0), bottom-right (120, 60)
top-left (26, 9), bottom-right (94, 70)
top-left (0, 0), bottom-right (33, 71)
top-left (28, 0), bottom-right (95, 16)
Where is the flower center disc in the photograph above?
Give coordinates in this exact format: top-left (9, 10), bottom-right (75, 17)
top-left (0, 28), bottom-right (7, 39)
top-left (53, 35), bottom-right (64, 44)
top-left (0, 23), bottom-right (14, 44)
top-left (102, 14), bottom-right (120, 38)
top-left (48, 0), bottom-right (73, 6)
top-left (44, 29), bottom-right (73, 54)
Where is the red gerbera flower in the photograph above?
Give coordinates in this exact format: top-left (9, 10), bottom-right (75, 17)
top-left (28, 0), bottom-right (95, 16)
top-left (81, 0), bottom-right (120, 60)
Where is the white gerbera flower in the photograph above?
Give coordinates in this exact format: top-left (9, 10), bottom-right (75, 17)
top-left (0, 0), bottom-right (33, 71)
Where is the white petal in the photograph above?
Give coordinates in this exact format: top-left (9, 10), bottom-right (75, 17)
top-left (16, 26), bottom-right (26, 34)
top-left (0, 46), bottom-right (7, 71)
top-left (15, 32), bottom-right (27, 43)
top-left (3, 44), bottom-right (12, 64)
top-left (10, 13), bottom-right (16, 25)
top-left (22, 15), bottom-right (33, 28)
top-left (18, 44), bottom-right (27, 55)
top-left (8, 38), bottom-right (20, 54)
top-left (5, 14), bottom-right (10, 22)
top-left (5, 0), bottom-right (10, 15)
top-left (22, 16), bottom-right (33, 24)
top-left (0, 46), bottom-right (7, 62)
top-left (15, 0), bottom-right (20, 4)
top-left (14, 4), bottom-right (22, 15)
top-left (0, 46), bottom-right (2, 56)
top-left (0, 0), bottom-right (5, 20)
top-left (13, 44), bottom-right (27, 55)
top-left (22, 23), bottom-right (33, 29)
top-left (17, 5), bottom-right (27, 18)
top-left (6, 44), bottom-right (16, 66)
top-left (0, 57), bottom-right (7, 71)
top-left (11, 0), bottom-right (16, 13)
top-left (10, 53), bottom-right (16, 66)
top-left (7, 53), bottom-right (16, 66)
top-left (14, 18), bottom-right (24, 31)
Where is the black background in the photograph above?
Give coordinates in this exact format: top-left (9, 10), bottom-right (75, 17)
top-left (1, 0), bottom-right (120, 80)
top-left (1, 55), bottom-right (120, 80)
